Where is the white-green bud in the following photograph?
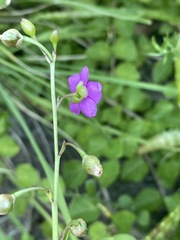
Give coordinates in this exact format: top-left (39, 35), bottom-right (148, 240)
top-left (0, 194), bottom-right (15, 215)
top-left (50, 30), bottom-right (59, 45)
top-left (0, 29), bottom-right (23, 47)
top-left (70, 218), bottom-right (87, 237)
top-left (0, 0), bottom-right (11, 10)
top-left (82, 155), bottom-right (103, 177)
top-left (20, 18), bottom-right (36, 38)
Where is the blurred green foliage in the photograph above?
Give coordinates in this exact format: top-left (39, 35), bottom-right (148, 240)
top-left (0, 0), bottom-right (180, 240)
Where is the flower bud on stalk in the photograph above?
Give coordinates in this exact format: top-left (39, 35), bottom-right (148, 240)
top-left (50, 30), bottom-right (59, 43)
top-left (50, 29), bottom-right (59, 52)
top-left (70, 218), bottom-right (87, 237)
top-left (0, 194), bottom-right (15, 215)
top-left (65, 142), bottom-right (103, 177)
top-left (82, 154), bottom-right (103, 177)
top-left (0, 29), bottom-right (23, 47)
top-left (20, 18), bottom-right (36, 38)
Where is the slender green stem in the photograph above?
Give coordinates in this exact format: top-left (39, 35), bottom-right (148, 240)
top-left (13, 187), bottom-right (46, 198)
top-left (23, 36), bottom-right (52, 63)
top-left (50, 52), bottom-right (59, 240)
top-left (0, 168), bottom-right (12, 175)
top-left (56, 93), bottom-right (75, 111)
top-left (50, 53), bottom-right (77, 240)
top-left (65, 142), bottom-right (86, 158)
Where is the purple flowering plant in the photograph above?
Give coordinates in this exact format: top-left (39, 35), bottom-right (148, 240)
top-left (68, 66), bottom-right (102, 118)
top-left (0, 19), bottom-right (103, 240)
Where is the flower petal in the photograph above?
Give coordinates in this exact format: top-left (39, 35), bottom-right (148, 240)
top-left (80, 66), bottom-right (89, 86)
top-left (79, 97), bottom-right (97, 118)
top-left (68, 74), bottom-right (80, 92)
top-left (87, 81), bottom-right (102, 104)
top-left (70, 102), bottom-right (80, 115)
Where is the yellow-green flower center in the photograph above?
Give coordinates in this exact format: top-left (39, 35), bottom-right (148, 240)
top-left (72, 81), bottom-right (88, 103)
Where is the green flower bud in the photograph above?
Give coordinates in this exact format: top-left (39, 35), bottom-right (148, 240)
top-left (0, 29), bottom-right (23, 47)
top-left (82, 155), bottom-right (103, 177)
top-left (50, 30), bottom-right (59, 45)
top-left (0, 194), bottom-right (15, 215)
top-left (70, 218), bottom-right (87, 237)
top-left (20, 18), bottom-right (36, 38)
top-left (0, 0), bottom-right (11, 10)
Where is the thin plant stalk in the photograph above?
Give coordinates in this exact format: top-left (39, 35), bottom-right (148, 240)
top-left (50, 53), bottom-right (59, 240)
top-left (50, 53), bottom-right (77, 240)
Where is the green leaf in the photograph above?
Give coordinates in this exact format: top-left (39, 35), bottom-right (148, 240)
top-left (114, 19), bottom-right (135, 38)
top-left (152, 59), bottom-right (172, 83)
top-left (165, 192), bottom-right (180, 212)
top-left (112, 38), bottom-right (138, 62)
top-left (40, 221), bottom-right (53, 239)
top-left (121, 158), bottom-right (149, 182)
top-left (99, 159), bottom-right (120, 188)
top-left (121, 136), bottom-right (139, 158)
top-left (102, 84), bottom-right (123, 100)
top-left (77, 126), bottom-right (98, 149)
top-left (122, 88), bottom-right (151, 112)
top-left (146, 100), bottom-right (174, 121)
top-left (112, 210), bottom-right (136, 232)
top-left (104, 138), bottom-right (124, 158)
top-left (87, 135), bottom-right (109, 157)
top-left (137, 210), bottom-right (151, 227)
top-left (21, 233), bottom-right (34, 240)
top-left (117, 194), bottom-right (133, 209)
top-left (115, 63), bottom-right (140, 81)
top-left (134, 188), bottom-right (163, 212)
top-left (100, 106), bottom-right (123, 128)
top-left (13, 194), bottom-right (30, 216)
top-left (86, 41), bottom-right (111, 62)
top-left (0, 135), bottom-right (20, 157)
top-left (127, 119), bottom-right (154, 137)
top-left (157, 158), bottom-right (180, 188)
top-left (88, 221), bottom-right (110, 239)
top-left (69, 195), bottom-right (100, 222)
top-left (15, 163), bottom-right (40, 188)
top-left (85, 178), bottom-right (97, 197)
top-left (62, 159), bottom-right (86, 189)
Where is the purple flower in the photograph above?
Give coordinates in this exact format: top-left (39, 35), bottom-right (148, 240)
top-left (68, 66), bottom-right (102, 118)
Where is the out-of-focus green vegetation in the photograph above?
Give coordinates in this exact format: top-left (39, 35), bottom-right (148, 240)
top-left (0, 0), bottom-right (180, 240)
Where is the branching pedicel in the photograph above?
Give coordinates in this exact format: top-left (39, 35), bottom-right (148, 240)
top-left (0, 19), bottom-right (103, 240)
